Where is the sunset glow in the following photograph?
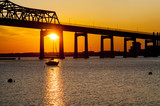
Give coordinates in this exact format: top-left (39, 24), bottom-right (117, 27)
top-left (49, 34), bottom-right (59, 40)
top-left (0, 0), bottom-right (160, 53)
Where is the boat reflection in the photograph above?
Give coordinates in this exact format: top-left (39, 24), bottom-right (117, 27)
top-left (43, 65), bottom-right (65, 105)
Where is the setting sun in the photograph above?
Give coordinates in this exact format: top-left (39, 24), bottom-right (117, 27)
top-left (49, 34), bottom-right (59, 40)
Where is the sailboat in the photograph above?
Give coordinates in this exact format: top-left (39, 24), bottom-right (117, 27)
top-left (46, 37), bottom-right (59, 66)
top-left (45, 60), bottom-right (59, 66)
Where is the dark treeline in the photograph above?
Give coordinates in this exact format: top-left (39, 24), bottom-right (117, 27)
top-left (0, 51), bottom-right (125, 57)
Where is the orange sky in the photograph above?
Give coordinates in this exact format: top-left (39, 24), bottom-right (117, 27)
top-left (0, 0), bottom-right (160, 53)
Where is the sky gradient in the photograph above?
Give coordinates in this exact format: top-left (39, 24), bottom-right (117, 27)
top-left (0, 0), bottom-right (160, 53)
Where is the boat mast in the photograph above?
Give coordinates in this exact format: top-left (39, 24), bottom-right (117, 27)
top-left (53, 40), bottom-right (54, 58)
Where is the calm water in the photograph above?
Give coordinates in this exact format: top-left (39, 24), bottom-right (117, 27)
top-left (0, 57), bottom-right (160, 106)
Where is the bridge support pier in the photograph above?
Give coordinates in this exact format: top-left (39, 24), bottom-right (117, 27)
top-left (74, 33), bottom-right (78, 58)
top-left (144, 34), bottom-right (158, 57)
top-left (74, 32), bottom-right (89, 58)
top-left (100, 35), bottom-right (114, 58)
top-left (144, 39), bottom-right (151, 57)
top-left (40, 29), bottom-right (45, 59)
top-left (156, 32), bottom-right (159, 47)
top-left (59, 30), bottom-right (65, 59)
top-left (123, 37), bottom-right (137, 58)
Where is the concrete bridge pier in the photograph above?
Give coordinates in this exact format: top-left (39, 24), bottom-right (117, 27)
top-left (100, 35), bottom-right (114, 58)
top-left (153, 38), bottom-right (157, 57)
top-left (74, 32), bottom-right (78, 58)
top-left (156, 32), bottom-right (159, 47)
top-left (144, 39), bottom-right (148, 57)
top-left (74, 32), bottom-right (89, 58)
top-left (144, 32), bottom-right (159, 57)
top-left (58, 30), bottom-right (65, 59)
top-left (123, 37), bottom-right (137, 58)
top-left (40, 29), bottom-right (45, 59)
top-left (144, 37), bottom-right (157, 57)
top-left (144, 39), bottom-right (156, 57)
top-left (152, 32), bottom-right (158, 57)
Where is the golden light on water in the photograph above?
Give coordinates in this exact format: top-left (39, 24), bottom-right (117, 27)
top-left (49, 33), bottom-right (59, 40)
top-left (44, 64), bottom-right (65, 106)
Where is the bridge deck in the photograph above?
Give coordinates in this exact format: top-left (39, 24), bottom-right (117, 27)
top-left (0, 18), bottom-right (158, 39)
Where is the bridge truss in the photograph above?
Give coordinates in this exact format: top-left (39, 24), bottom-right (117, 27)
top-left (0, 0), bottom-right (60, 24)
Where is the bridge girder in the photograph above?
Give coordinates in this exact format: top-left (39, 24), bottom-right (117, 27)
top-left (0, 0), bottom-right (60, 24)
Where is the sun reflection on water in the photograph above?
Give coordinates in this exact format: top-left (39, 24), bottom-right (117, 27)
top-left (43, 64), bottom-right (65, 106)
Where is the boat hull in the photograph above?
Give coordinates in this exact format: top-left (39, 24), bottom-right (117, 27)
top-left (45, 61), bottom-right (59, 66)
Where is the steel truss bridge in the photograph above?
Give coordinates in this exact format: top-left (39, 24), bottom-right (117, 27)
top-left (0, 0), bottom-right (60, 24)
top-left (0, 0), bottom-right (160, 59)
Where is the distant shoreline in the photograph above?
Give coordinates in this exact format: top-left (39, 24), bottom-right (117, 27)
top-left (0, 51), bottom-right (158, 59)
top-left (0, 51), bottom-right (125, 57)
top-left (0, 57), bottom-right (16, 60)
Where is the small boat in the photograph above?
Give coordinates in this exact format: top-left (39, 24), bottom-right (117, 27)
top-left (46, 38), bottom-right (59, 66)
top-left (46, 60), bottom-right (59, 66)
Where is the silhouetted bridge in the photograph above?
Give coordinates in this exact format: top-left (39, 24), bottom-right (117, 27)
top-left (0, 0), bottom-right (159, 59)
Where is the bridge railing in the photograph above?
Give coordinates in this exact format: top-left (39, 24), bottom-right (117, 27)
top-left (0, 0), bottom-right (60, 24)
top-left (60, 22), bottom-right (154, 35)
